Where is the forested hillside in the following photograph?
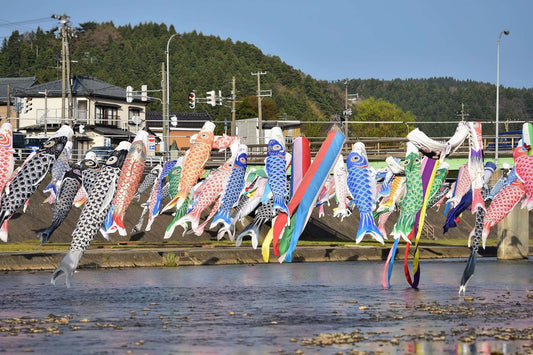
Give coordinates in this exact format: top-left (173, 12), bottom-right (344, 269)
top-left (1, 21), bottom-right (532, 137)
top-left (343, 78), bottom-right (533, 135)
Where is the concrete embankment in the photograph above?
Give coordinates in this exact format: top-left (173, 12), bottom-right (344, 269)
top-left (0, 245), bottom-right (507, 272)
top-left (2, 179), bottom-right (531, 272)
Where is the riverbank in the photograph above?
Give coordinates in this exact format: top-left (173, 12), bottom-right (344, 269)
top-left (1, 242), bottom-right (531, 271)
top-left (1, 261), bottom-right (531, 354)
top-left (1, 184), bottom-right (531, 272)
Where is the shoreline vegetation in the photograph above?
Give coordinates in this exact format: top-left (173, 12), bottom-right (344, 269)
top-left (0, 238), bottom-right (500, 252)
top-left (1, 239), bottom-right (530, 272)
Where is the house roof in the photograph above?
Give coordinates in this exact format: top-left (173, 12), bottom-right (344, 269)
top-left (146, 111), bottom-right (213, 129)
top-left (12, 75), bottom-right (149, 103)
top-left (263, 120), bottom-right (301, 129)
top-left (236, 117), bottom-right (301, 130)
top-left (0, 77), bottom-right (38, 102)
top-left (22, 124), bottom-right (135, 140)
top-left (92, 126), bottom-right (135, 139)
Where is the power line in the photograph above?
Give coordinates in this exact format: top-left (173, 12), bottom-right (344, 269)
top-left (0, 17), bottom-right (56, 41)
top-left (0, 17), bottom-right (55, 27)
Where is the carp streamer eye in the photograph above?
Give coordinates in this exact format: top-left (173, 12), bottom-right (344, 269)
top-left (239, 157), bottom-right (246, 164)
top-left (86, 160), bottom-right (97, 168)
top-left (273, 144), bottom-right (281, 151)
top-left (201, 133), bottom-right (209, 139)
top-left (0, 134), bottom-right (9, 145)
top-left (43, 140), bottom-right (55, 148)
top-left (402, 159), bottom-right (410, 166)
top-left (106, 155), bottom-right (118, 165)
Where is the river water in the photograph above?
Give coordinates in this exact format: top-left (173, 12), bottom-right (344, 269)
top-left (0, 258), bottom-right (531, 354)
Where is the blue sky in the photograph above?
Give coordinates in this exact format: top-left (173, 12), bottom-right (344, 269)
top-left (1, 0), bottom-right (531, 88)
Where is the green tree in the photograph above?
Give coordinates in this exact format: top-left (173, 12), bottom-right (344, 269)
top-left (236, 95), bottom-right (278, 120)
top-left (2, 22), bottom-right (533, 138)
top-left (351, 97), bottom-right (415, 138)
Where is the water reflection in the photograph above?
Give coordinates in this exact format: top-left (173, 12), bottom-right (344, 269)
top-left (0, 259), bottom-right (530, 354)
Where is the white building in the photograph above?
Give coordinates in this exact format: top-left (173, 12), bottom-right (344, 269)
top-left (13, 75), bottom-right (150, 158)
top-left (235, 117), bottom-right (302, 145)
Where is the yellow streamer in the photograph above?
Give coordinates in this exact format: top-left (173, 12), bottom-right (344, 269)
top-left (261, 228), bottom-right (274, 263)
top-left (412, 159), bottom-right (440, 274)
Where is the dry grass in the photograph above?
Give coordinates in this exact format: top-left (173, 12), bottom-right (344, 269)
top-left (0, 238), bottom-right (504, 252)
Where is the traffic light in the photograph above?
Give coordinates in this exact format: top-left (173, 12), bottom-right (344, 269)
top-left (141, 85), bottom-right (148, 102)
top-left (15, 98), bottom-right (22, 114)
top-left (126, 86), bottom-right (133, 103)
top-left (24, 97), bottom-right (33, 113)
top-left (188, 92), bottom-right (196, 109)
top-left (206, 90), bottom-right (216, 106)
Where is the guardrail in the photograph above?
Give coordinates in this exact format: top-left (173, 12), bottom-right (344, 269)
top-left (12, 133), bottom-right (517, 169)
top-left (207, 134), bottom-right (517, 167)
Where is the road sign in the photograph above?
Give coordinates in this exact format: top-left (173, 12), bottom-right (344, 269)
top-left (148, 135), bottom-right (156, 155)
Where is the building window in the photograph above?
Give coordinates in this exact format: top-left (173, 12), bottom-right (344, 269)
top-left (77, 100), bottom-right (88, 123)
top-left (95, 105), bottom-right (118, 126)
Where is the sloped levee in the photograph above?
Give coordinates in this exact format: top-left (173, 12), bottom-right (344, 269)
top-left (5, 179), bottom-right (510, 246)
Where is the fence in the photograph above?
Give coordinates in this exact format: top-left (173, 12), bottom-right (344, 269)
top-left (208, 133), bottom-right (518, 167)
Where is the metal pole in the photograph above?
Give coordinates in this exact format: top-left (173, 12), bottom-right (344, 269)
top-left (495, 29), bottom-right (510, 167)
top-left (161, 62), bottom-right (167, 153)
top-left (257, 72), bottom-right (262, 144)
top-left (44, 89), bottom-right (48, 137)
top-left (166, 33), bottom-right (179, 157)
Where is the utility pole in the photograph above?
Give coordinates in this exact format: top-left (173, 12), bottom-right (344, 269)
top-left (342, 78), bottom-right (359, 139)
top-left (457, 103), bottom-right (469, 121)
top-left (344, 79), bottom-right (349, 111)
top-left (251, 71), bottom-right (270, 144)
top-left (161, 62), bottom-right (168, 154)
top-left (61, 23), bottom-right (66, 124)
top-left (65, 31), bottom-right (73, 124)
top-left (44, 89), bottom-right (48, 136)
top-left (342, 79), bottom-right (358, 138)
top-left (52, 13), bottom-right (72, 126)
top-left (231, 76), bottom-right (236, 136)
top-left (344, 79), bottom-right (348, 137)
top-left (6, 84), bottom-right (10, 121)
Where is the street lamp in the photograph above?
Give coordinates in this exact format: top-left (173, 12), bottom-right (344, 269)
top-left (495, 29), bottom-right (510, 166)
top-left (165, 33), bottom-right (180, 156)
